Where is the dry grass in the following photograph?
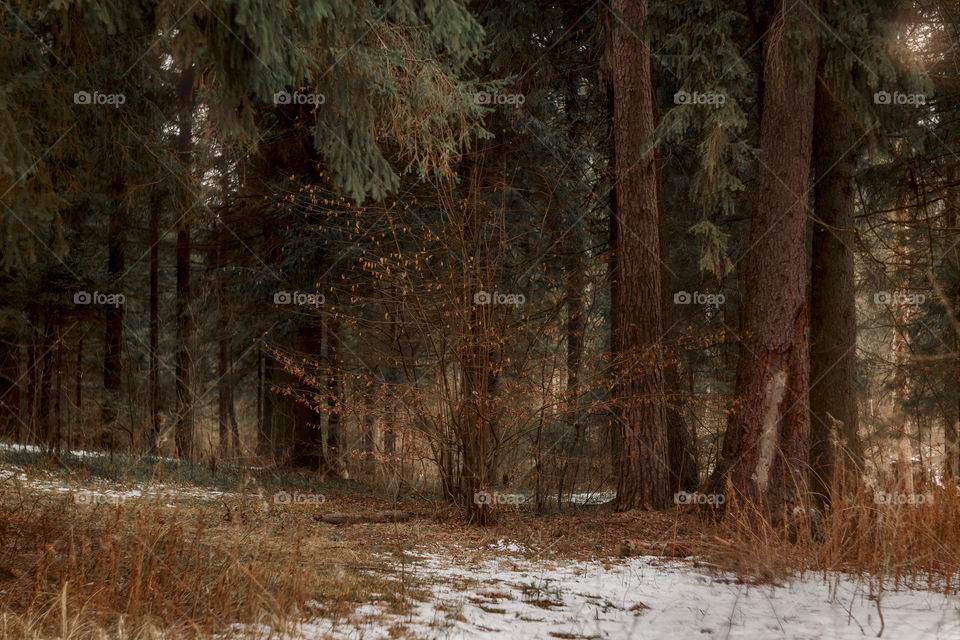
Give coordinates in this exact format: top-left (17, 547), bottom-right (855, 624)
top-left (4, 449), bottom-right (960, 638)
top-left (703, 476), bottom-right (960, 592)
top-left (0, 471), bottom-right (431, 640)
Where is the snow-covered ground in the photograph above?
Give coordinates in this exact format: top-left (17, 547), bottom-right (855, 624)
top-left (0, 441), bottom-right (184, 463)
top-left (225, 542), bottom-right (960, 639)
top-left (4, 446), bottom-right (958, 639)
top-left (0, 465), bottom-right (252, 504)
top-left (566, 490), bottom-right (616, 505)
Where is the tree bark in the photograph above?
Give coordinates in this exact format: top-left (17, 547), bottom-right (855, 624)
top-left (257, 343), bottom-right (269, 456)
top-left (713, 0), bottom-right (819, 516)
top-left (38, 312), bottom-right (53, 447)
top-left (0, 336), bottom-right (19, 439)
top-left (174, 67), bottom-right (195, 459)
top-left (149, 186), bottom-right (160, 454)
top-left (73, 335), bottom-right (82, 449)
top-left (25, 318), bottom-right (37, 444)
top-left (556, 242), bottom-right (585, 505)
top-left (290, 321), bottom-right (325, 470)
top-left (810, 73), bottom-right (863, 504)
top-left (611, 0), bottom-right (671, 510)
top-left (325, 313), bottom-right (343, 473)
top-left (948, 186), bottom-right (960, 481)
top-left (103, 181), bottom-right (125, 433)
top-left (216, 191), bottom-right (238, 459)
top-left (606, 12), bottom-right (621, 481)
top-left (54, 310), bottom-right (63, 452)
top-left (217, 331), bottom-right (235, 457)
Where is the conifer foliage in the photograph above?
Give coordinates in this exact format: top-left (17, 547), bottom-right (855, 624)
top-left (0, 0), bottom-right (957, 524)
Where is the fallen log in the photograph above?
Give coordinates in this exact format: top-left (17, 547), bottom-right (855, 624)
top-left (320, 510), bottom-right (410, 524)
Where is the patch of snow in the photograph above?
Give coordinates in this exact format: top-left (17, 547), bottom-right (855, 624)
top-left (0, 440), bottom-right (184, 464)
top-left (484, 539), bottom-right (529, 554)
top-left (0, 464), bottom-right (256, 504)
top-left (566, 490), bottom-right (615, 505)
top-left (223, 551), bottom-right (960, 639)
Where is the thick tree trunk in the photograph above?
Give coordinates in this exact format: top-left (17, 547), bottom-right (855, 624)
top-left (174, 67), bottom-right (195, 459)
top-left (611, 0), bottom-right (670, 510)
top-left (810, 74), bottom-right (863, 504)
top-left (948, 202), bottom-right (960, 481)
top-left (714, 0), bottom-right (818, 516)
top-left (606, 17), bottom-right (621, 481)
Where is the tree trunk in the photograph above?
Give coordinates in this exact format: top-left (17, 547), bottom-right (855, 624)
top-left (606, 14), bottom-right (621, 481)
top-left (103, 181), bottom-right (125, 433)
top-left (326, 314), bottom-right (343, 473)
top-left (948, 196), bottom-right (960, 481)
top-left (54, 310), bottom-right (63, 452)
top-left (217, 337), bottom-right (233, 457)
top-left (713, 0), bottom-right (819, 516)
top-left (610, 0), bottom-right (670, 510)
top-left (0, 337), bottom-right (19, 439)
top-left (73, 335), bottom-right (82, 449)
top-left (361, 384), bottom-right (375, 474)
top-left (264, 352), bottom-right (297, 460)
top-left (257, 343), bottom-right (269, 456)
top-left (290, 321), bottom-right (325, 470)
top-left (810, 73), bottom-right (863, 504)
top-left (149, 186), bottom-right (161, 454)
top-left (216, 207), bottom-right (238, 459)
top-left (38, 313), bottom-right (53, 447)
top-left (25, 319), bottom-right (37, 444)
top-left (556, 244), bottom-right (585, 505)
top-left (174, 67), bottom-right (195, 459)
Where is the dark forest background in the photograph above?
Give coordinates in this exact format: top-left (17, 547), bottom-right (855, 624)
top-left (2, 0), bottom-right (959, 524)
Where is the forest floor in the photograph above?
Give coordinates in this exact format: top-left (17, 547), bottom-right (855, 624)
top-left (1, 445), bottom-right (959, 639)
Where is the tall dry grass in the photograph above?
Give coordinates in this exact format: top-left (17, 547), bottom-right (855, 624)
top-left (0, 490), bottom-right (420, 639)
top-left (705, 452), bottom-right (960, 592)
